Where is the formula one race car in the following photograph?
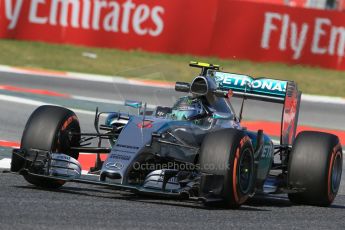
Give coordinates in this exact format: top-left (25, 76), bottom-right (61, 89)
top-left (11, 62), bottom-right (343, 208)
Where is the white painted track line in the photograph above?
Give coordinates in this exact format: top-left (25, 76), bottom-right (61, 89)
top-left (0, 158), bottom-right (11, 170)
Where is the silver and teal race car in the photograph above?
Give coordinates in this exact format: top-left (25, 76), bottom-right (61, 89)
top-left (10, 62), bottom-right (343, 208)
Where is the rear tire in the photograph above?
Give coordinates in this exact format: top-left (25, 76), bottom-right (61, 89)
top-left (21, 105), bottom-right (81, 189)
top-left (199, 129), bottom-right (255, 209)
top-left (288, 131), bottom-right (342, 206)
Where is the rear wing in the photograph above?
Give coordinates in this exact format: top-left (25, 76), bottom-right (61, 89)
top-left (210, 71), bottom-right (301, 145)
top-left (212, 71), bottom-right (287, 103)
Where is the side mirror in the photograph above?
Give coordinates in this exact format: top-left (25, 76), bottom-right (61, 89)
top-left (212, 112), bottom-right (232, 120)
top-left (124, 100), bottom-right (142, 109)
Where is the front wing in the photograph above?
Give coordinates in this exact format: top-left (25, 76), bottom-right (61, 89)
top-left (10, 148), bottom-right (198, 199)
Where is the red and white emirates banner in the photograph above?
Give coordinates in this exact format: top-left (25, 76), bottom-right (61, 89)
top-left (1, 0), bottom-right (345, 70)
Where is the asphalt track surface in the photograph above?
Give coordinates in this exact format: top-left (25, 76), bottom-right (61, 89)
top-left (0, 70), bottom-right (345, 229)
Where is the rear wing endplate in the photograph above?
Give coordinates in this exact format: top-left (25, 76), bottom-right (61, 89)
top-left (281, 82), bottom-right (301, 145)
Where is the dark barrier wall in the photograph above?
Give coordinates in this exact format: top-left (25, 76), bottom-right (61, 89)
top-left (1, 0), bottom-right (345, 70)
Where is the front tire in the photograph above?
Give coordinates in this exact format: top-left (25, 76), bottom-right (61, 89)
top-left (288, 131), bottom-right (343, 206)
top-left (21, 105), bottom-right (81, 189)
top-left (199, 129), bottom-right (255, 209)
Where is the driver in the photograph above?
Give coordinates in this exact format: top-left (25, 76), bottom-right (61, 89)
top-left (170, 96), bottom-right (206, 121)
